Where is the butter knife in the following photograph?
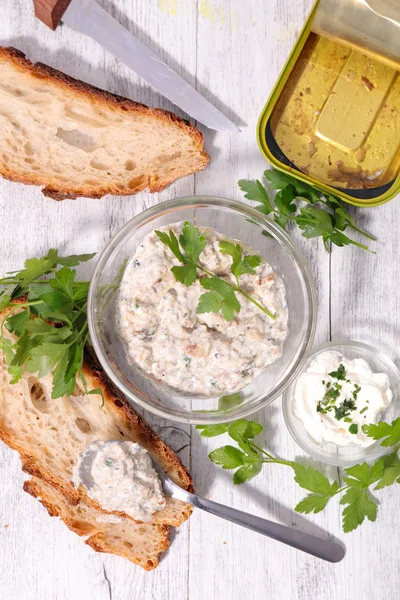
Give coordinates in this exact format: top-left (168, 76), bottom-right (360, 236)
top-left (33, 0), bottom-right (239, 132)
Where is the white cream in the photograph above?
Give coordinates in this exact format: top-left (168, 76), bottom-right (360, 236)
top-left (116, 224), bottom-right (288, 397)
top-left (294, 351), bottom-right (392, 447)
top-left (75, 441), bottom-right (166, 522)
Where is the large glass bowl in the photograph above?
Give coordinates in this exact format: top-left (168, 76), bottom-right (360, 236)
top-left (88, 197), bottom-right (316, 424)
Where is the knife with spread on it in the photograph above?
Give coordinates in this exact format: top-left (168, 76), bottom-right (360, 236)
top-left (32, 0), bottom-right (240, 133)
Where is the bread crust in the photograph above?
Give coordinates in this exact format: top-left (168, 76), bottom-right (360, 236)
top-left (0, 46), bottom-right (209, 199)
top-left (23, 477), bottom-right (171, 570)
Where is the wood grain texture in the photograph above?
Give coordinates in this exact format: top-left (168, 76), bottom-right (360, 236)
top-left (0, 0), bottom-right (399, 599)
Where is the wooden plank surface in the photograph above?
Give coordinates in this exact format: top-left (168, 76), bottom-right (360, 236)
top-left (0, 0), bottom-right (399, 599)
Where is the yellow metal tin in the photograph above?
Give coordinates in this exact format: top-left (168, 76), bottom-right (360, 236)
top-left (257, 0), bottom-right (400, 207)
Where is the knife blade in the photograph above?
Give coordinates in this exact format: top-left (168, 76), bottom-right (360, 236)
top-left (33, 0), bottom-right (239, 132)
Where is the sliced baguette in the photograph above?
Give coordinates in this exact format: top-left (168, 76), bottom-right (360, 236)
top-left (0, 47), bottom-right (209, 200)
top-left (24, 476), bottom-right (170, 570)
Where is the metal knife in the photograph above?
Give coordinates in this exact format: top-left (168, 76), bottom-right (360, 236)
top-left (33, 0), bottom-right (239, 132)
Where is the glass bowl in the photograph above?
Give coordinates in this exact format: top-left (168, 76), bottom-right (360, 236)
top-left (283, 340), bottom-right (400, 467)
top-left (88, 196), bottom-right (316, 424)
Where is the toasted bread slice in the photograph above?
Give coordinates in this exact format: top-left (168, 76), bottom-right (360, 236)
top-left (24, 476), bottom-right (171, 570)
top-left (0, 47), bottom-right (209, 200)
top-left (0, 302), bottom-right (193, 530)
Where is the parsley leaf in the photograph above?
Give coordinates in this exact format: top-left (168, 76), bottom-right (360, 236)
top-left (195, 424), bottom-right (230, 437)
top-left (155, 229), bottom-right (185, 262)
top-left (209, 446), bottom-right (246, 469)
top-left (233, 461), bottom-right (262, 484)
top-left (264, 169), bottom-right (320, 203)
top-left (238, 169), bottom-right (376, 253)
top-left (228, 419), bottom-right (263, 442)
top-left (218, 393), bottom-right (244, 411)
top-left (5, 308), bottom-right (30, 337)
top-left (374, 449), bottom-right (400, 490)
top-left (56, 253), bottom-right (96, 267)
top-left (157, 222), bottom-right (275, 321)
top-left (238, 179), bottom-right (273, 213)
top-left (219, 241), bottom-right (261, 283)
top-left (179, 221), bottom-right (207, 264)
top-left (292, 463), bottom-right (339, 514)
top-left (340, 461), bottom-right (384, 532)
top-left (329, 363), bottom-right (347, 380)
top-left (197, 277), bottom-right (240, 321)
top-left (274, 185), bottom-right (297, 216)
top-left (171, 265), bottom-right (197, 287)
top-left (363, 418), bottom-right (400, 447)
top-left (0, 251), bottom-right (102, 401)
top-left (197, 416), bottom-right (400, 534)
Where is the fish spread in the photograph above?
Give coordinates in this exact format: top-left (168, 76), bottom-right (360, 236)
top-left (75, 441), bottom-right (166, 522)
top-left (116, 224), bottom-right (288, 396)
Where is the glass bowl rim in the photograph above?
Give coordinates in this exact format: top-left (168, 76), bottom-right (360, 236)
top-left (282, 339), bottom-right (400, 466)
top-left (88, 195), bottom-right (317, 424)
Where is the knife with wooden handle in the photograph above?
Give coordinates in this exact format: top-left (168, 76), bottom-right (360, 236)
top-left (32, 0), bottom-right (239, 132)
top-left (33, 0), bottom-right (72, 30)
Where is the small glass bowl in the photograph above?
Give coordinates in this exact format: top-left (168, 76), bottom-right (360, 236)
top-left (88, 196), bottom-right (317, 424)
top-left (283, 340), bottom-right (400, 467)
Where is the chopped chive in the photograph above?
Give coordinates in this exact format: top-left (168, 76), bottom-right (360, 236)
top-left (329, 364), bottom-right (346, 380)
top-left (349, 424), bottom-right (358, 434)
top-left (360, 406), bottom-right (368, 414)
top-left (344, 417), bottom-right (352, 423)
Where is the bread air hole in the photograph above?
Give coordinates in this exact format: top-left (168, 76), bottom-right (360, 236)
top-left (28, 378), bottom-right (48, 413)
top-left (127, 174), bottom-right (146, 190)
top-left (24, 142), bottom-right (34, 156)
top-left (156, 151), bottom-right (182, 165)
top-left (75, 417), bottom-right (91, 434)
top-left (64, 106), bottom-right (108, 129)
top-left (125, 160), bottom-right (136, 171)
top-left (56, 127), bottom-right (97, 152)
top-left (90, 159), bottom-right (110, 171)
top-left (70, 520), bottom-right (96, 534)
top-left (0, 83), bottom-right (25, 97)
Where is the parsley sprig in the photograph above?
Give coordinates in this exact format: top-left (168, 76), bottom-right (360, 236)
top-left (155, 222), bottom-right (275, 321)
top-left (197, 417), bottom-right (400, 533)
top-left (239, 169), bottom-right (376, 253)
top-left (0, 250), bottom-right (102, 400)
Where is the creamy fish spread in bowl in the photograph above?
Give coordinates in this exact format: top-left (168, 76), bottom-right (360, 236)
top-left (116, 224), bottom-right (288, 398)
top-left (88, 197), bottom-right (316, 424)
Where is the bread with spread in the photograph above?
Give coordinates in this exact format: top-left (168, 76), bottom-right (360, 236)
top-left (0, 47), bottom-right (209, 200)
top-left (0, 307), bottom-right (193, 569)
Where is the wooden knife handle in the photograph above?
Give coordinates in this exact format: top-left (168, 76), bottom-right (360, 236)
top-left (33, 0), bottom-right (72, 30)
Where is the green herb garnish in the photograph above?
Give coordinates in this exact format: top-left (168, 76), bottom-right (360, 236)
top-left (349, 424), bottom-right (359, 435)
top-left (197, 417), bottom-right (400, 533)
top-left (155, 222), bottom-right (275, 322)
top-left (329, 363), bottom-right (347, 380)
top-left (238, 169), bottom-right (376, 253)
top-left (0, 250), bottom-right (103, 400)
top-left (360, 406), bottom-right (368, 415)
top-left (334, 398), bottom-right (357, 420)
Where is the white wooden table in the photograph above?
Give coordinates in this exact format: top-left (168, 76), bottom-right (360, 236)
top-left (1, 1), bottom-right (399, 598)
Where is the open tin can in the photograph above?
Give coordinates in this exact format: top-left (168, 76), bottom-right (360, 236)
top-left (258, 0), bottom-right (400, 206)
